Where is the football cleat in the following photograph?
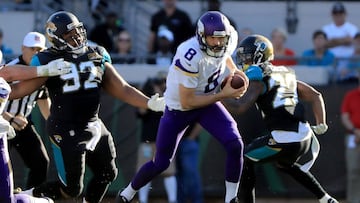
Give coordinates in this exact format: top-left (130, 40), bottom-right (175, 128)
top-left (327, 198), bottom-right (339, 203)
top-left (229, 197), bottom-right (239, 203)
top-left (115, 194), bottom-right (131, 203)
top-left (42, 197), bottom-right (54, 203)
top-left (18, 187), bottom-right (34, 196)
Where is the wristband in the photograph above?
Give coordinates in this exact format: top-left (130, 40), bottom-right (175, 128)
top-left (9, 117), bottom-right (14, 124)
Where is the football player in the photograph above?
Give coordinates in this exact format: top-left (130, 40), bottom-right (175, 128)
top-left (224, 34), bottom-right (338, 203)
top-left (10, 11), bottom-right (164, 203)
top-left (117, 11), bottom-right (248, 203)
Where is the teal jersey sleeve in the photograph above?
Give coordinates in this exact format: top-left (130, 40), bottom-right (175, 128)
top-left (29, 55), bottom-right (42, 66)
top-left (94, 46), bottom-right (111, 71)
top-left (102, 49), bottom-right (112, 64)
top-left (94, 46), bottom-right (112, 64)
top-left (245, 65), bottom-right (263, 81)
top-left (245, 65), bottom-right (267, 94)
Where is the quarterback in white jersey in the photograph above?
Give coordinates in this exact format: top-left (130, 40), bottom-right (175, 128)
top-left (165, 22), bottom-right (239, 110)
top-left (117, 11), bottom-right (248, 203)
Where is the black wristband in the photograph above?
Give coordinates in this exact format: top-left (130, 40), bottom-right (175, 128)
top-left (9, 117), bottom-right (14, 124)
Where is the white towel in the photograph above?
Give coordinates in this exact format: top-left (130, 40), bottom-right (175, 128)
top-left (85, 120), bottom-right (102, 151)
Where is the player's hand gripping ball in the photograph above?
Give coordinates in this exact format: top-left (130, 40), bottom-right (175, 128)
top-left (221, 73), bottom-right (245, 89)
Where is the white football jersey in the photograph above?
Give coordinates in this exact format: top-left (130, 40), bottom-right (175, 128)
top-left (165, 28), bottom-right (238, 111)
top-left (0, 77), bottom-right (11, 139)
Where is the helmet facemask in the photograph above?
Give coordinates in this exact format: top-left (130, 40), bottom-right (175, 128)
top-left (200, 34), bottom-right (229, 58)
top-left (236, 49), bottom-right (253, 71)
top-left (61, 24), bottom-right (87, 54)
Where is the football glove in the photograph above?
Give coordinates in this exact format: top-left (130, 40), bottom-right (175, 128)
top-left (147, 93), bottom-right (165, 112)
top-left (311, 123), bottom-right (328, 135)
top-left (0, 117), bottom-right (15, 140)
top-left (36, 58), bottom-right (72, 77)
top-left (7, 125), bottom-right (16, 140)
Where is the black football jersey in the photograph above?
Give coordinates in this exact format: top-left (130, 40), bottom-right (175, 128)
top-left (30, 46), bottom-right (110, 125)
top-left (245, 64), bottom-right (306, 132)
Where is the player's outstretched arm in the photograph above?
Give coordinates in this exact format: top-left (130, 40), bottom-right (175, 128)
top-left (0, 64), bottom-right (39, 81)
top-left (9, 78), bottom-right (47, 100)
top-left (297, 80), bottom-right (328, 134)
top-left (102, 62), bottom-right (165, 112)
top-left (0, 58), bottom-right (71, 82)
top-left (297, 80), bottom-right (326, 124)
top-left (222, 80), bottom-right (263, 115)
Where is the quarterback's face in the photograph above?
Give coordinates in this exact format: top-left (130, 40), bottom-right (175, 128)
top-left (205, 36), bottom-right (227, 52)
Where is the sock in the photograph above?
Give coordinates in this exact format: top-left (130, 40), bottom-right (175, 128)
top-left (121, 183), bottom-right (137, 201)
top-left (319, 193), bottom-right (337, 203)
top-left (32, 197), bottom-right (53, 203)
top-left (164, 176), bottom-right (177, 202)
top-left (225, 181), bottom-right (239, 203)
top-left (138, 182), bottom-right (151, 203)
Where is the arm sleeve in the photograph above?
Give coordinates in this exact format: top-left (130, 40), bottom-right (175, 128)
top-left (245, 65), bottom-right (263, 81)
top-left (96, 46), bottom-right (112, 64)
top-left (30, 55), bottom-right (42, 66)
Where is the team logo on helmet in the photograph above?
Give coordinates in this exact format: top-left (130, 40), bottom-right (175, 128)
top-left (254, 40), bottom-right (267, 52)
top-left (46, 22), bottom-right (57, 36)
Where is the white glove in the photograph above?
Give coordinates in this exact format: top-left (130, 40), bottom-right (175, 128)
top-left (7, 125), bottom-right (16, 140)
top-left (147, 93), bottom-right (165, 112)
top-left (0, 117), bottom-right (15, 139)
top-left (311, 123), bottom-right (328, 135)
top-left (36, 58), bottom-right (72, 76)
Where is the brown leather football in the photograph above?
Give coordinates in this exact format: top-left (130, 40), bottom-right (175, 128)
top-left (221, 74), bottom-right (245, 89)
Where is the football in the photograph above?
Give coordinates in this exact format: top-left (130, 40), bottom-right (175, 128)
top-left (221, 74), bottom-right (245, 89)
